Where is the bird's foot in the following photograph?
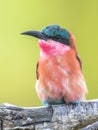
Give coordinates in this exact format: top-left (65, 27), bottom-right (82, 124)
top-left (68, 100), bottom-right (81, 105)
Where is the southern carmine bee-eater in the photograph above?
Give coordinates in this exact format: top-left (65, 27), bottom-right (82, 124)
top-left (22, 25), bottom-right (88, 106)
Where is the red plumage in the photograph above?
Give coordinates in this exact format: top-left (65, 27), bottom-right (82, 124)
top-left (36, 33), bottom-right (88, 103)
top-left (21, 25), bottom-right (88, 105)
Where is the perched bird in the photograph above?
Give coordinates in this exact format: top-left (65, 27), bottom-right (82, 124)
top-left (22, 25), bottom-right (88, 105)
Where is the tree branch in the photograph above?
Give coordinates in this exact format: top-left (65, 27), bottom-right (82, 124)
top-left (0, 100), bottom-right (98, 130)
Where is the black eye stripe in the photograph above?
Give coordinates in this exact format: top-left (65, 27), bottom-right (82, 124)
top-left (55, 38), bottom-right (70, 45)
top-left (42, 33), bottom-right (70, 46)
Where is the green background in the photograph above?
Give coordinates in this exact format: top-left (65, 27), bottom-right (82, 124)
top-left (0, 0), bottom-right (98, 107)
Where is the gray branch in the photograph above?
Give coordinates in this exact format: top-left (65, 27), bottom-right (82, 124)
top-left (0, 100), bottom-right (98, 130)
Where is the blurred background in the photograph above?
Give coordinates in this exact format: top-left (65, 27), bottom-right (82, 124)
top-left (0, 0), bottom-right (98, 107)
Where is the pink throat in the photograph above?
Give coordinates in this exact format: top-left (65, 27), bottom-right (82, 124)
top-left (38, 40), bottom-right (70, 56)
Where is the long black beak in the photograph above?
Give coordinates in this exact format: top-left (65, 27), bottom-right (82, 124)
top-left (21, 30), bottom-right (47, 41)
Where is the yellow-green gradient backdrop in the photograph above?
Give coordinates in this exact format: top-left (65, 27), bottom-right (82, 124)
top-left (0, 0), bottom-right (98, 107)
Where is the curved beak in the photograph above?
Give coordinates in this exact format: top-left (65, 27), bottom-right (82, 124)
top-left (21, 30), bottom-right (47, 41)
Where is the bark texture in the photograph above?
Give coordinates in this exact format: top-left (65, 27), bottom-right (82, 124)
top-left (0, 100), bottom-right (98, 130)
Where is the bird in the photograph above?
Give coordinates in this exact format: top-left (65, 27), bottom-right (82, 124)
top-left (21, 25), bottom-right (88, 106)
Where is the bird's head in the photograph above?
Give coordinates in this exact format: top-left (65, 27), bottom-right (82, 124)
top-left (21, 25), bottom-right (77, 56)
